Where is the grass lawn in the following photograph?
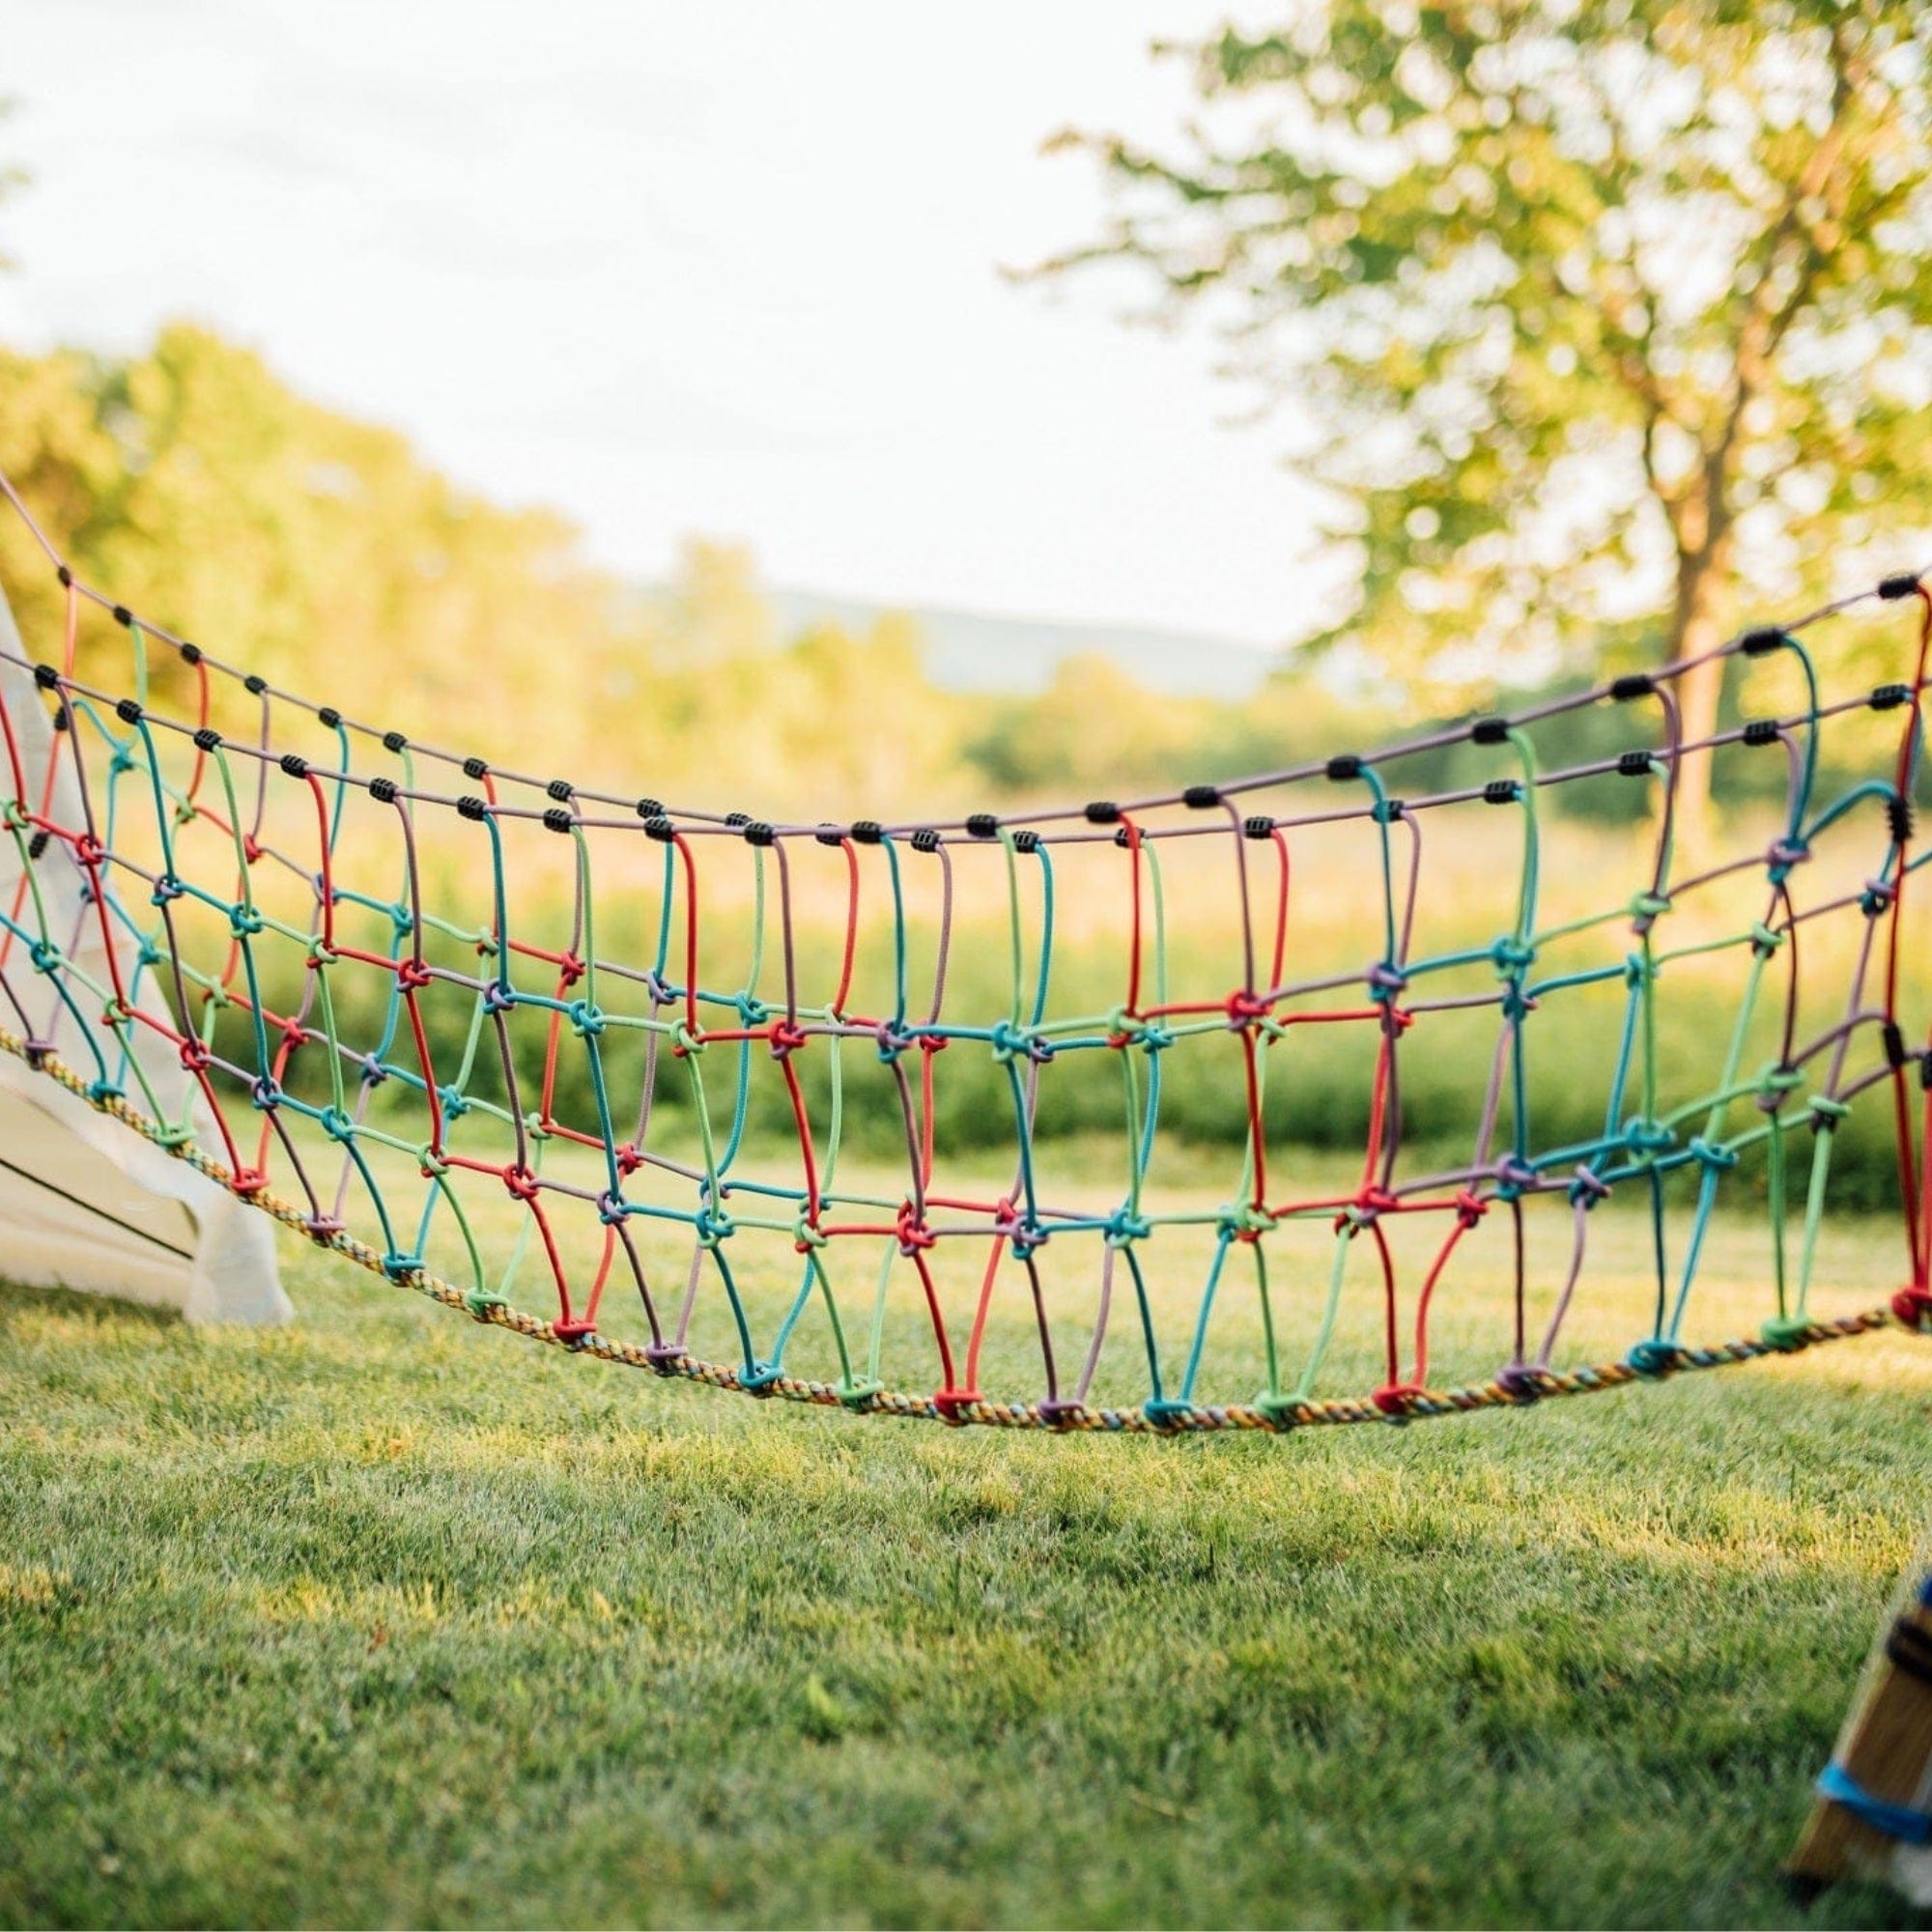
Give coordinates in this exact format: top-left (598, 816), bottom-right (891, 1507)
top-left (3, 1149), bottom-right (1931, 1929)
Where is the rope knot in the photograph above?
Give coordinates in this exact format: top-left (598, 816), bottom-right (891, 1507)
top-left (1496, 1364), bottom-right (1552, 1402)
top-left (177, 1037), bottom-right (213, 1073)
top-left (1626, 1338), bottom-right (1685, 1378)
top-left (769, 1019), bottom-right (809, 1059)
top-left (151, 871), bottom-right (185, 907)
top-left (1492, 1155), bottom-right (1538, 1199)
top-left (358, 1053), bottom-right (388, 1088)
top-left (1104, 1208), bottom-right (1151, 1247)
top-left (1628, 891), bottom-right (1671, 927)
top-left (989, 1019), bottom-right (1053, 1065)
top-left (1760, 1313), bottom-right (1815, 1352)
top-left (228, 904), bottom-right (266, 940)
top-left (1372, 1382), bottom-right (1426, 1420)
top-left (895, 1201), bottom-right (936, 1255)
top-left (1809, 1094), bottom-right (1852, 1129)
top-left (555, 952), bottom-right (586, 990)
top-left (1218, 1202), bottom-right (1275, 1243)
top-left (1350, 1185), bottom-right (1401, 1225)
top-left (1767, 838), bottom-right (1810, 882)
top-left (1861, 878), bottom-right (1897, 917)
top-left (1623, 1117), bottom-right (1676, 1157)
top-left (1891, 1286), bottom-right (1932, 1332)
top-left (1748, 921), bottom-right (1785, 957)
top-left (502, 1165), bottom-right (541, 1203)
top-left (642, 968), bottom-right (675, 1008)
top-left (1756, 1063), bottom-right (1804, 1111)
top-left (1225, 989), bottom-right (1270, 1027)
top-left (1688, 1136), bottom-right (1740, 1174)
top-left (482, 980), bottom-right (517, 1013)
top-left (72, 832), bottom-right (105, 869)
top-left (418, 1144), bottom-right (448, 1179)
top-left (395, 956), bottom-right (433, 990)
top-left (1454, 1187), bottom-right (1488, 1228)
top-left (0, 797), bottom-right (28, 832)
top-left (27, 938), bottom-right (60, 974)
top-left (671, 1019), bottom-right (706, 1058)
top-left (932, 1387), bottom-right (983, 1425)
top-left (873, 1019), bottom-right (916, 1062)
top-left (615, 1141), bottom-right (645, 1177)
top-left (567, 999), bottom-right (606, 1038)
top-left (734, 990), bottom-right (770, 1028)
top-left (1491, 936), bottom-right (1536, 976)
top-left (1568, 1166), bottom-right (1612, 1208)
top-left (595, 1189), bottom-right (629, 1227)
top-left (1366, 959), bottom-right (1408, 1000)
top-left (792, 1214), bottom-right (828, 1254)
top-left (993, 1197), bottom-right (1048, 1254)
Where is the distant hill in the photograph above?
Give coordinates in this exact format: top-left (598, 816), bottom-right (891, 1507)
top-left (765, 588), bottom-right (1277, 701)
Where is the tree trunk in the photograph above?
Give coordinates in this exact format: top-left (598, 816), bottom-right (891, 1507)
top-left (1665, 537), bottom-right (1733, 867)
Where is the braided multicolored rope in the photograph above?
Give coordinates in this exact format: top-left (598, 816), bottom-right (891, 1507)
top-left (2, 464), bottom-right (1929, 1434)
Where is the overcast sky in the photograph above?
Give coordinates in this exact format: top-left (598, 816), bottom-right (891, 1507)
top-left (0, 0), bottom-right (1318, 652)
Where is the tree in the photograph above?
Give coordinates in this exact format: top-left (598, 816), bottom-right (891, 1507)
top-left (0, 325), bottom-right (987, 820)
top-left (0, 324), bottom-right (635, 760)
top-left (1044, 2), bottom-right (1932, 841)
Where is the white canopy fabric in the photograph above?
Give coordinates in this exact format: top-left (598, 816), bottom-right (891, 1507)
top-left (0, 586), bottom-right (288, 1324)
top-left (1897, 1846), bottom-right (1932, 1909)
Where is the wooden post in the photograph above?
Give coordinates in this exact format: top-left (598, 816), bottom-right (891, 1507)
top-left (1786, 1565), bottom-right (1932, 1903)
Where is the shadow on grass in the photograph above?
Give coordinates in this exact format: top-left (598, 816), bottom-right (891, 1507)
top-left (0, 1276), bottom-right (185, 1335)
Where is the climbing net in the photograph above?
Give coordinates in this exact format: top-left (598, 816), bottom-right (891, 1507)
top-left (2, 467), bottom-right (1930, 1433)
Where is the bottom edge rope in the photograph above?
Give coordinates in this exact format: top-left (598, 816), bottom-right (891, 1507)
top-left (1, 1028), bottom-right (1916, 1438)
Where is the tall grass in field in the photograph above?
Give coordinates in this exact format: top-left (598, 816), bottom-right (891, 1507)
top-left (213, 796), bottom-right (1921, 1212)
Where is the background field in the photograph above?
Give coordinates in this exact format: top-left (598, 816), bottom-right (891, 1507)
top-left (4, 1180), bottom-right (1930, 1930)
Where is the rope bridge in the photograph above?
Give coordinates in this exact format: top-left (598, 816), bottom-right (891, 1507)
top-left (2, 468), bottom-right (1929, 1434)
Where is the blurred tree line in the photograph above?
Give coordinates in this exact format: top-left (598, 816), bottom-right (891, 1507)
top-left (0, 321), bottom-right (1387, 816)
top-left (0, 320), bottom-right (1877, 826)
top-left (0, 324), bottom-right (965, 813)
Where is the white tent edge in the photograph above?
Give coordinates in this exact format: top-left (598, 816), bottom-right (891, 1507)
top-left (0, 583), bottom-right (289, 1325)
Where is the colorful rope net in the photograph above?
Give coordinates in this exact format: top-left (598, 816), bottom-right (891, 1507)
top-left (2, 467), bottom-right (1930, 1434)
